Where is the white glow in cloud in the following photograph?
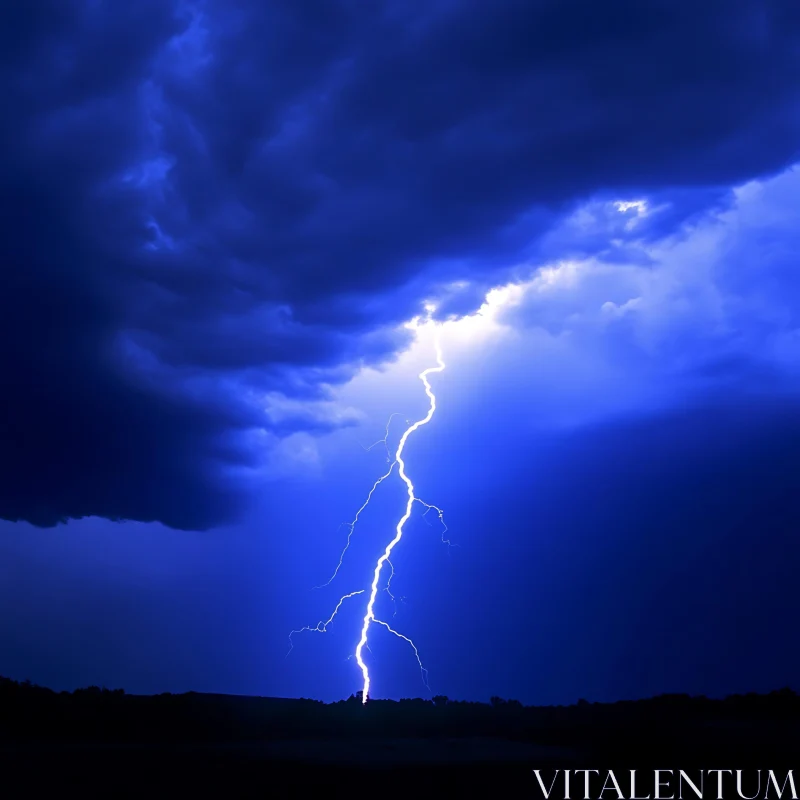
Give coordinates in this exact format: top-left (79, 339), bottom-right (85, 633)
top-left (278, 163), bottom-right (800, 472)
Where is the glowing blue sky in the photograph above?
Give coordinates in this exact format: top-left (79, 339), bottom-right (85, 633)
top-left (1, 1), bottom-right (799, 704)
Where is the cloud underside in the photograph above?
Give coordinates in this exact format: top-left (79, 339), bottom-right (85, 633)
top-left (1, 0), bottom-right (799, 528)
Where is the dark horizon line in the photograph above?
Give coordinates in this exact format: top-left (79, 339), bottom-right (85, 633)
top-left (3, 674), bottom-right (796, 709)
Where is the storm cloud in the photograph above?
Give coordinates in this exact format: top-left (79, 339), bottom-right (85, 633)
top-left (2, 0), bottom-right (799, 528)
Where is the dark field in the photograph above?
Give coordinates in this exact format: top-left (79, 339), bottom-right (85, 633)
top-left (0, 678), bottom-right (797, 796)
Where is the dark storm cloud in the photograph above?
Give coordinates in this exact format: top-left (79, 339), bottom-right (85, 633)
top-left (2, 0), bottom-right (799, 528)
top-left (0, 3), bottom-right (235, 530)
top-left (151, 0), bottom-right (800, 316)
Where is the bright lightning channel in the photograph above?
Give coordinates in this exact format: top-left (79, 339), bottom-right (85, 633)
top-left (288, 310), bottom-right (448, 704)
top-left (355, 326), bottom-right (445, 703)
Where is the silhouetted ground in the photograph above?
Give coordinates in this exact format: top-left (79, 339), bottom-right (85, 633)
top-left (0, 678), bottom-right (797, 796)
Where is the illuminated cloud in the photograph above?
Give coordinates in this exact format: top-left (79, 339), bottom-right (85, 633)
top-left (330, 164), bottom-right (800, 447)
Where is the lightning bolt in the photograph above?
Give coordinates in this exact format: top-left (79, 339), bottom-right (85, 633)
top-left (355, 331), bottom-right (445, 703)
top-left (288, 312), bottom-right (448, 704)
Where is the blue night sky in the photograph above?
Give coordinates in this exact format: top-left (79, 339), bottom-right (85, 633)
top-left (1, 1), bottom-right (800, 706)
